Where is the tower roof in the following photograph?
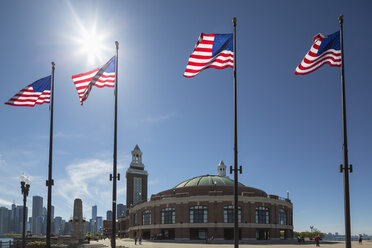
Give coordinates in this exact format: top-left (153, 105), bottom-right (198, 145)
top-left (133, 144), bottom-right (141, 151)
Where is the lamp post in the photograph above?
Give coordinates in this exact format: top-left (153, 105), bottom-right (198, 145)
top-left (20, 174), bottom-right (31, 248)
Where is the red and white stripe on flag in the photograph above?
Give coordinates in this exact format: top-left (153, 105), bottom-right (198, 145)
top-left (184, 33), bottom-right (234, 78)
top-left (5, 85), bottom-right (50, 107)
top-left (72, 68), bottom-right (115, 105)
top-left (295, 34), bottom-right (341, 75)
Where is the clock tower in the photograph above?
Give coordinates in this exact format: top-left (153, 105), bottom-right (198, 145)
top-left (126, 145), bottom-right (148, 208)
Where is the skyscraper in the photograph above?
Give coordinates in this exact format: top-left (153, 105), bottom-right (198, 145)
top-left (117, 204), bottom-right (126, 218)
top-left (0, 207), bottom-right (9, 234)
top-left (32, 196), bottom-right (43, 234)
top-left (116, 203), bottom-right (127, 218)
top-left (91, 205), bottom-right (97, 233)
top-left (9, 203), bottom-right (16, 233)
top-left (54, 216), bottom-right (62, 235)
top-left (51, 205), bottom-right (54, 220)
top-left (15, 206), bottom-right (27, 234)
top-left (92, 205), bottom-right (97, 221)
top-left (41, 207), bottom-right (47, 235)
top-left (106, 211), bottom-right (112, 221)
top-left (96, 217), bottom-right (103, 232)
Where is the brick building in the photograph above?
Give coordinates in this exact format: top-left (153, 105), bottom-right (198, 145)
top-left (118, 146), bottom-right (293, 240)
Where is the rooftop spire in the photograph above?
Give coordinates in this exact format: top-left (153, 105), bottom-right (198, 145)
top-left (130, 144), bottom-right (144, 168)
top-left (218, 160), bottom-right (227, 177)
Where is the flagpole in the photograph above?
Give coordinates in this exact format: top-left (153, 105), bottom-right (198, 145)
top-left (232, 17), bottom-right (240, 248)
top-left (111, 41), bottom-right (119, 248)
top-left (46, 62), bottom-right (55, 248)
top-left (338, 15), bottom-right (352, 248)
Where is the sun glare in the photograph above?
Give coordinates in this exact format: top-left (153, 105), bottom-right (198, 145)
top-left (78, 28), bottom-right (108, 65)
top-left (67, 2), bottom-right (112, 66)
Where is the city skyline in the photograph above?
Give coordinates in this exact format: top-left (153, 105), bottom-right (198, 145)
top-left (1, 0), bottom-right (372, 236)
top-left (0, 196), bottom-right (125, 235)
top-left (0, 196), bottom-right (125, 223)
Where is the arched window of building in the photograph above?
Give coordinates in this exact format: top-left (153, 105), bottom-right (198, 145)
top-left (190, 206), bottom-right (208, 223)
top-left (279, 208), bottom-right (286, 225)
top-left (256, 207), bottom-right (270, 224)
top-left (133, 213), bottom-right (137, 226)
top-left (223, 205), bottom-right (241, 223)
top-left (161, 207), bottom-right (175, 224)
top-left (142, 210), bottom-right (151, 225)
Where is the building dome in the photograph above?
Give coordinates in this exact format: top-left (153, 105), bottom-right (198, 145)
top-left (174, 174), bottom-right (245, 188)
top-left (118, 153), bottom-right (293, 241)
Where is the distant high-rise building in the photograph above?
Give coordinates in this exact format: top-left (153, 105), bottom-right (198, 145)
top-left (89, 219), bottom-right (96, 234)
top-left (15, 206), bottom-right (27, 234)
top-left (63, 221), bottom-right (71, 235)
top-left (117, 204), bottom-right (126, 218)
top-left (92, 205), bottom-right (97, 221)
top-left (32, 196), bottom-right (43, 234)
top-left (42, 207), bottom-right (47, 216)
top-left (50, 205), bottom-right (55, 234)
top-left (83, 221), bottom-right (90, 234)
top-left (0, 207), bottom-right (9, 234)
top-left (26, 220), bottom-right (31, 233)
top-left (106, 211), bottom-right (112, 221)
top-left (51, 205), bottom-right (54, 220)
top-left (96, 217), bottom-right (103, 232)
top-left (9, 203), bottom-right (16, 233)
top-left (54, 216), bottom-right (62, 235)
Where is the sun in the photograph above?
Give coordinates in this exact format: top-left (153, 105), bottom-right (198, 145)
top-left (66, 2), bottom-right (112, 66)
top-left (77, 27), bottom-right (109, 65)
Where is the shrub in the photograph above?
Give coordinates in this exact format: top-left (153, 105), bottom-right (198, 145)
top-left (26, 241), bottom-right (46, 248)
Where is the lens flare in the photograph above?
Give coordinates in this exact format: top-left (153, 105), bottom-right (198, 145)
top-left (66, 2), bottom-right (112, 66)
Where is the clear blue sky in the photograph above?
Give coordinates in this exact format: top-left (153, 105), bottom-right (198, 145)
top-left (1, 0), bottom-right (371, 235)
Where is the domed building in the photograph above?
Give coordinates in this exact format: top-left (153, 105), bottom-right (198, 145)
top-left (118, 146), bottom-right (293, 241)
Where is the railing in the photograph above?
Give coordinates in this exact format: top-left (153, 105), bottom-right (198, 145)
top-left (0, 240), bottom-right (13, 248)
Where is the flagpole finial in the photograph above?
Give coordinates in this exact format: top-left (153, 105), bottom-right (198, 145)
top-left (233, 17), bottom-right (237, 25)
top-left (338, 15), bottom-right (344, 24)
top-left (115, 41), bottom-right (119, 49)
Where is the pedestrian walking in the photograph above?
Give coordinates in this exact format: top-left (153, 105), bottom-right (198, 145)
top-left (134, 235), bottom-right (137, 245)
top-left (315, 235), bottom-right (320, 247)
top-left (359, 234), bottom-right (363, 245)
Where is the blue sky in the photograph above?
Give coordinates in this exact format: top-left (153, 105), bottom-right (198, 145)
top-left (1, 0), bottom-right (371, 235)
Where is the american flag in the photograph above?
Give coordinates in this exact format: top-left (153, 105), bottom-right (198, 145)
top-left (184, 33), bottom-right (234, 78)
top-left (5, 76), bottom-right (51, 107)
top-left (72, 56), bottom-right (116, 105)
top-left (295, 31), bottom-right (341, 75)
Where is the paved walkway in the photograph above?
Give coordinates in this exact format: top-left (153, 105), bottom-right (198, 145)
top-left (84, 239), bottom-right (372, 248)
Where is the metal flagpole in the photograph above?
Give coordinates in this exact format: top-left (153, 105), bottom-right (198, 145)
top-left (232, 17), bottom-right (240, 248)
top-left (46, 62), bottom-right (55, 248)
top-left (111, 41), bottom-right (119, 248)
top-left (338, 15), bottom-right (352, 248)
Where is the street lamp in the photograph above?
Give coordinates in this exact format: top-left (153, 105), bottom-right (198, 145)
top-left (20, 173), bottom-right (31, 248)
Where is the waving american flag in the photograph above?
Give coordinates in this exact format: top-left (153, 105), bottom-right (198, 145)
top-left (5, 75), bottom-right (51, 107)
top-left (184, 33), bottom-right (234, 78)
top-left (295, 31), bottom-right (341, 75)
top-left (72, 56), bottom-right (116, 105)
